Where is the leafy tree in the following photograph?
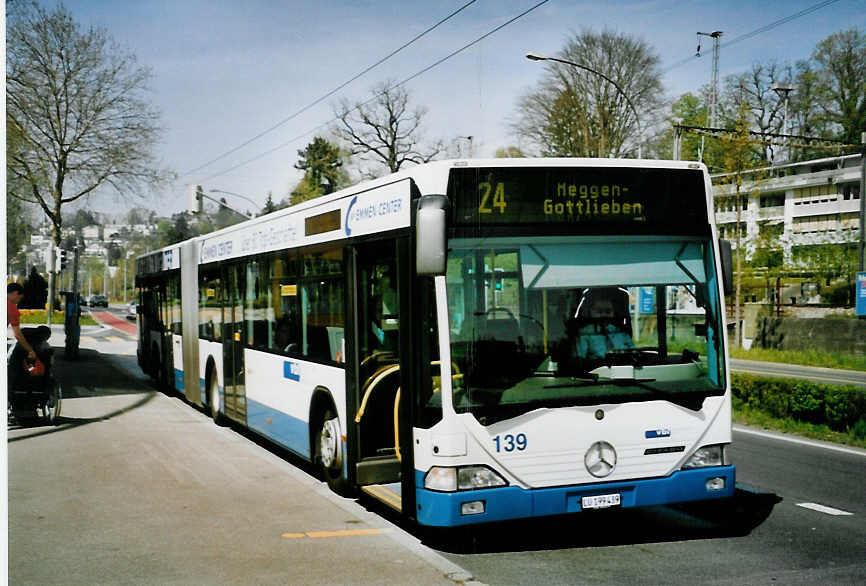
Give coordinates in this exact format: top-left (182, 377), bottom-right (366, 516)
top-left (794, 242), bottom-right (859, 298)
top-left (811, 28), bottom-right (866, 146)
top-left (513, 29), bottom-right (664, 158)
top-left (494, 146), bottom-right (526, 158)
top-left (334, 81), bottom-right (443, 176)
top-left (154, 213), bottom-right (198, 247)
top-left (5, 182), bottom-right (34, 273)
top-left (105, 242), bottom-right (123, 266)
top-left (289, 174), bottom-right (321, 206)
top-left (789, 60), bottom-right (836, 161)
top-left (294, 137), bottom-right (348, 195)
top-left (717, 102), bottom-right (766, 348)
top-left (261, 192), bottom-right (279, 215)
top-left (657, 93), bottom-right (715, 164)
top-left (6, 110), bottom-right (35, 267)
top-left (125, 207), bottom-right (153, 225)
top-left (22, 266), bottom-right (48, 310)
top-left (6, 3), bottom-right (169, 314)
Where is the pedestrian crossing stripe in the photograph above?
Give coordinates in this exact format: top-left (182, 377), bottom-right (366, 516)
top-left (796, 502), bottom-right (853, 516)
top-left (79, 335), bottom-right (132, 344)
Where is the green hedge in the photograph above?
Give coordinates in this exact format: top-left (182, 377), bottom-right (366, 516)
top-left (732, 374), bottom-right (866, 439)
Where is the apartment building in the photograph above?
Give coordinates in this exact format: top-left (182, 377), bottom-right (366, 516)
top-left (712, 154), bottom-right (862, 267)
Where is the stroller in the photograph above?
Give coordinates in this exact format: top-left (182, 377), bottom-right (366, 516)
top-left (7, 325), bottom-right (62, 424)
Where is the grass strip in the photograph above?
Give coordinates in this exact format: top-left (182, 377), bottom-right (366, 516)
top-left (731, 346), bottom-right (866, 372)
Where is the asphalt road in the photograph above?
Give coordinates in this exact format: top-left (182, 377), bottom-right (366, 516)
top-left (430, 428), bottom-right (865, 585)
top-left (8, 316), bottom-right (865, 585)
top-left (731, 358), bottom-right (866, 389)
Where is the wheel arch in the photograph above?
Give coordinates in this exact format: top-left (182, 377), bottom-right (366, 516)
top-left (309, 386), bottom-right (339, 450)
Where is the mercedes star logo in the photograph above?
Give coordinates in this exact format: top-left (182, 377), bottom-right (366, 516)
top-left (585, 441), bottom-right (617, 478)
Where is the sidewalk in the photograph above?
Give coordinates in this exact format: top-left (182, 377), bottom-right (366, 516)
top-left (8, 341), bottom-right (473, 585)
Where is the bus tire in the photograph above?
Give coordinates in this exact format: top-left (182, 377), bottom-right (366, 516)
top-left (313, 405), bottom-right (352, 496)
top-left (207, 369), bottom-right (224, 425)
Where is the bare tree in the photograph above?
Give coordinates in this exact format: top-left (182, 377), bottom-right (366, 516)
top-left (6, 3), bottom-right (168, 313)
top-left (333, 82), bottom-right (443, 176)
top-left (719, 62), bottom-right (791, 163)
top-left (513, 29), bottom-right (664, 158)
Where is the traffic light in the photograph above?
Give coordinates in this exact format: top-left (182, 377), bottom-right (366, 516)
top-left (189, 184), bottom-right (203, 214)
top-left (56, 249), bottom-right (68, 272)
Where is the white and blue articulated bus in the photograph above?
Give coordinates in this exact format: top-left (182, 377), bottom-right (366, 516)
top-left (136, 158), bottom-right (735, 527)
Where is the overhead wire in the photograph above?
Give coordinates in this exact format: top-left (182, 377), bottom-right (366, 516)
top-left (661, 0), bottom-right (843, 75)
top-left (196, 0), bottom-right (551, 183)
top-left (180, 0), bottom-right (478, 179)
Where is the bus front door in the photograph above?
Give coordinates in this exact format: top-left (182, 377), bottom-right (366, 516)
top-left (222, 265), bottom-right (247, 423)
top-left (354, 242), bottom-right (402, 495)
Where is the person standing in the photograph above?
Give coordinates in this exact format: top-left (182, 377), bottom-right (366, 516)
top-left (7, 282), bottom-right (37, 361)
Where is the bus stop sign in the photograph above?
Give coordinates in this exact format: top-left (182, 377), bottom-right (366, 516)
top-left (857, 272), bottom-right (866, 318)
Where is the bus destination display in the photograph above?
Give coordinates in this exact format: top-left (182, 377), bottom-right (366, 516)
top-left (448, 166), bottom-right (709, 234)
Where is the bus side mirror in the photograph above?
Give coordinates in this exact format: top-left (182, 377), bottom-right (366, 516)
top-left (416, 195), bottom-right (449, 276)
top-left (718, 238), bottom-right (733, 296)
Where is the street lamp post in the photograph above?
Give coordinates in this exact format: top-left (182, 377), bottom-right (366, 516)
top-left (456, 135), bottom-right (473, 157)
top-left (772, 83), bottom-right (794, 162)
top-left (526, 51), bottom-right (643, 158)
top-left (208, 189), bottom-right (257, 218)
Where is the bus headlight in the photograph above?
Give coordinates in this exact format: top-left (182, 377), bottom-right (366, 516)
top-left (424, 465), bottom-right (508, 492)
top-left (681, 444), bottom-right (730, 469)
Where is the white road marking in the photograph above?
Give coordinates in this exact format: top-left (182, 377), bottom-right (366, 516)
top-left (796, 502), bottom-right (854, 516)
top-left (733, 425), bottom-right (866, 458)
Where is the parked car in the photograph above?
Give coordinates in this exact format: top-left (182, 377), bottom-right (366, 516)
top-left (88, 294), bottom-right (108, 308)
top-left (126, 301), bottom-right (137, 320)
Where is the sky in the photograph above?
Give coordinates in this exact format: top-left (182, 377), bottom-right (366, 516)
top-left (39, 0), bottom-right (866, 219)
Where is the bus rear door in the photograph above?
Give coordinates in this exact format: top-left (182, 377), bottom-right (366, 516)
top-left (222, 264), bottom-right (247, 422)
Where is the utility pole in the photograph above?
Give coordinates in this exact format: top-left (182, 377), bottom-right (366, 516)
top-left (696, 31), bottom-right (723, 162)
top-left (457, 136), bottom-right (474, 157)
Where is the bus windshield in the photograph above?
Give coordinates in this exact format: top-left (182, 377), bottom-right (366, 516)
top-left (444, 236), bottom-right (726, 425)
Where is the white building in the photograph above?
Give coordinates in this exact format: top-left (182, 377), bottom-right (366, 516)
top-left (712, 154), bottom-right (862, 266)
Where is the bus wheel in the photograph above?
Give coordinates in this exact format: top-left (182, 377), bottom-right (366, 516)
top-left (208, 371), bottom-right (224, 425)
top-left (314, 408), bottom-right (351, 495)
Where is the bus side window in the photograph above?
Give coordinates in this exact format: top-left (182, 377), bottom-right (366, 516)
top-left (269, 253), bottom-right (300, 355)
top-left (171, 275), bottom-right (182, 335)
top-left (199, 272), bottom-right (222, 341)
top-left (246, 259), bottom-right (270, 349)
top-left (301, 245), bottom-right (343, 363)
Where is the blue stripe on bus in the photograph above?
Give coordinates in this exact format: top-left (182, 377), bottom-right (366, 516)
top-left (413, 465), bottom-right (735, 527)
top-left (174, 368), bottom-right (184, 392)
top-left (246, 398), bottom-right (311, 459)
